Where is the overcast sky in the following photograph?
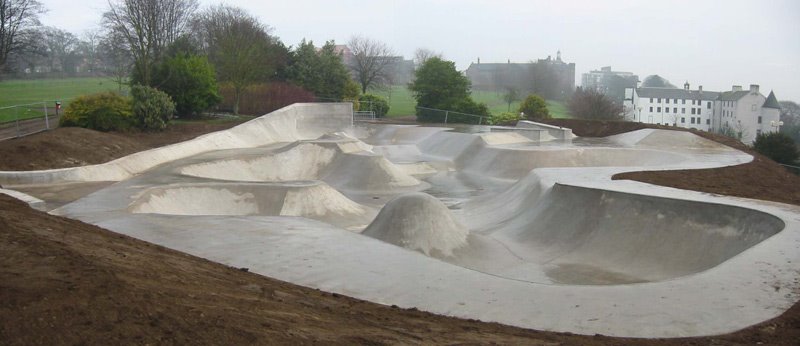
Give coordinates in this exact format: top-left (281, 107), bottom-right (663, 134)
top-left (39, 0), bottom-right (800, 102)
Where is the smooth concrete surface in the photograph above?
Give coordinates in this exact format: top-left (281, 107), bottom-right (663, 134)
top-left (2, 103), bottom-right (799, 338)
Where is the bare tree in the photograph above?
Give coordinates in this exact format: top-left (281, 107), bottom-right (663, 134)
top-left (347, 35), bottom-right (394, 93)
top-left (413, 48), bottom-right (440, 68)
top-left (41, 26), bottom-right (79, 74)
top-left (192, 5), bottom-right (284, 114)
top-left (0, 0), bottom-right (45, 75)
top-left (98, 29), bottom-right (132, 91)
top-left (104, 0), bottom-right (198, 85)
top-left (567, 88), bottom-right (623, 120)
top-left (79, 28), bottom-right (102, 73)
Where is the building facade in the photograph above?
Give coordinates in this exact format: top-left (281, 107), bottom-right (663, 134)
top-left (581, 66), bottom-right (639, 101)
top-left (464, 51), bottom-right (576, 101)
top-left (623, 83), bottom-right (781, 144)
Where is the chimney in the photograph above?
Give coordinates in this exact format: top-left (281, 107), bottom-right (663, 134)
top-left (749, 84), bottom-right (759, 93)
top-left (732, 85), bottom-right (743, 91)
top-left (477, 57), bottom-right (480, 64)
top-left (684, 81), bottom-right (690, 90)
top-left (698, 85), bottom-right (703, 92)
top-left (507, 59), bottom-right (511, 64)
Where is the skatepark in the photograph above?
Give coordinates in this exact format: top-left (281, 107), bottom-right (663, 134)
top-left (1, 103), bottom-right (798, 338)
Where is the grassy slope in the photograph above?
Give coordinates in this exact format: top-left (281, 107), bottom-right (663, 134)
top-left (0, 77), bottom-right (123, 123)
top-left (372, 85), bottom-right (570, 119)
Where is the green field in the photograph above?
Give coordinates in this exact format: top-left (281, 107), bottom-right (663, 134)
top-left (0, 77), bottom-right (124, 123)
top-left (372, 85), bottom-right (570, 119)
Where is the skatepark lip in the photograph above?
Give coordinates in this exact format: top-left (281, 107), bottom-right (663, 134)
top-left (1, 103), bottom-right (798, 338)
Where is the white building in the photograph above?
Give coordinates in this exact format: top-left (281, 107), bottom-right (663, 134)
top-left (624, 82), bottom-right (781, 143)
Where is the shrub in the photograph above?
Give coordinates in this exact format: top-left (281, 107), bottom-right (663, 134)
top-left (753, 132), bottom-right (799, 165)
top-left (568, 88), bottom-right (623, 120)
top-left (488, 112), bottom-right (523, 125)
top-left (59, 92), bottom-right (132, 131)
top-left (358, 94), bottom-right (390, 118)
top-left (153, 54), bottom-right (221, 117)
top-left (518, 94), bottom-right (550, 120)
top-left (131, 85), bottom-right (176, 131)
top-left (218, 82), bottom-right (315, 115)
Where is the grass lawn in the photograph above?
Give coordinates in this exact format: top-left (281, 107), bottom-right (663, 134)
top-left (371, 85), bottom-right (571, 119)
top-left (0, 77), bottom-right (124, 123)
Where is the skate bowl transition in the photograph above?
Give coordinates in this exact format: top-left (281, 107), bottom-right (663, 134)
top-left (2, 103), bottom-right (799, 338)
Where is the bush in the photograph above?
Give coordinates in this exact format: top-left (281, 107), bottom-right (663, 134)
top-left (488, 112), bottom-right (523, 125)
top-left (59, 92), bottom-right (132, 131)
top-left (358, 94), bottom-right (390, 118)
top-left (131, 85), bottom-right (176, 131)
top-left (218, 82), bottom-right (315, 115)
top-left (753, 132), bottom-right (799, 165)
top-left (153, 54), bottom-right (221, 117)
top-left (518, 94), bottom-right (550, 120)
top-left (568, 88), bottom-right (623, 120)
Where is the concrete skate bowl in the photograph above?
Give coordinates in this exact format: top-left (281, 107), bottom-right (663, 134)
top-left (128, 181), bottom-right (374, 229)
top-left (3, 103), bottom-right (799, 338)
top-left (457, 183), bottom-right (785, 285)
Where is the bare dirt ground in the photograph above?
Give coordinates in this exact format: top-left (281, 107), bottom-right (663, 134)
top-left (1, 119), bottom-right (799, 345)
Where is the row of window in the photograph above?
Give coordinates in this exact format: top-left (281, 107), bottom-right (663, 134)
top-left (648, 98), bottom-right (712, 108)
top-left (648, 106), bottom-right (703, 114)
top-left (680, 117), bottom-right (710, 125)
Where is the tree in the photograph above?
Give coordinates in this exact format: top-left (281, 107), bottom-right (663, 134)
top-left (503, 87), bottom-right (519, 112)
top-left (779, 100), bottom-right (800, 145)
top-left (285, 39), bottom-right (351, 100)
top-left (0, 0), bottom-right (45, 74)
top-left (152, 50), bottom-right (220, 117)
top-left (409, 57), bottom-right (489, 123)
top-left (40, 26), bottom-right (79, 74)
top-left (104, 0), bottom-right (198, 86)
top-left (192, 5), bottom-right (287, 115)
top-left (518, 94), bottom-right (549, 120)
top-left (98, 29), bottom-right (132, 91)
top-left (413, 48), bottom-right (440, 69)
top-left (79, 29), bottom-right (102, 73)
top-left (753, 132), bottom-right (799, 165)
top-left (568, 87), bottom-right (623, 120)
top-left (409, 57), bottom-right (470, 109)
top-left (347, 35), bottom-right (394, 93)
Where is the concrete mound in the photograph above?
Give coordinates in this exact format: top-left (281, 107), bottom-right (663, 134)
top-left (362, 193), bottom-right (468, 257)
top-left (179, 141), bottom-right (420, 192)
top-left (129, 181), bottom-right (372, 229)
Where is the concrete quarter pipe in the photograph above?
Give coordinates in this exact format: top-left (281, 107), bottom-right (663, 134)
top-left (1, 103), bottom-right (798, 338)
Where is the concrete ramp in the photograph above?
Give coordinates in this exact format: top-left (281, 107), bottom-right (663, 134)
top-left (129, 181), bottom-right (373, 230)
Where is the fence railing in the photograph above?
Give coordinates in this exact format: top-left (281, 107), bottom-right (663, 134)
top-left (0, 101), bottom-right (64, 141)
top-left (415, 106), bottom-right (488, 125)
top-left (780, 163), bottom-right (800, 175)
top-left (353, 110), bottom-right (376, 122)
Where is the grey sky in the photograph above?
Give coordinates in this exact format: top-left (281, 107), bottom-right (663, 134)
top-left (39, 0), bottom-right (800, 102)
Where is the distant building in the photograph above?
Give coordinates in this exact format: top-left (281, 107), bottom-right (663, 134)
top-left (464, 51), bottom-right (576, 100)
top-left (581, 66), bottom-right (639, 101)
top-left (624, 82), bottom-right (781, 144)
top-left (334, 44), bottom-right (414, 87)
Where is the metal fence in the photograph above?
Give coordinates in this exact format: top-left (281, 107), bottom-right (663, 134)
top-left (353, 110), bottom-right (376, 122)
top-left (415, 106), bottom-right (488, 125)
top-left (0, 101), bottom-right (63, 141)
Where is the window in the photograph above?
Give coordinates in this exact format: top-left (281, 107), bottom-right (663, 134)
top-left (697, 108), bottom-right (701, 115)
top-left (657, 107), bottom-right (661, 112)
top-left (681, 108), bottom-right (685, 114)
top-left (674, 99), bottom-right (678, 104)
top-left (681, 117), bottom-right (685, 123)
top-left (682, 99), bottom-right (686, 104)
top-left (706, 119), bottom-right (710, 125)
top-left (649, 106), bottom-right (653, 112)
top-left (691, 117), bottom-right (696, 124)
top-left (673, 107), bottom-right (677, 113)
top-left (756, 129), bottom-right (762, 136)
top-left (657, 98), bottom-right (661, 103)
top-left (666, 99), bottom-right (670, 104)
top-left (650, 98), bottom-right (653, 103)
top-left (691, 108), bottom-right (696, 115)
top-left (707, 102), bottom-right (711, 109)
top-left (758, 116), bottom-right (762, 124)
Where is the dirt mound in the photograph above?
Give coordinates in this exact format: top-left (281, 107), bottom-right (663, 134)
top-left (0, 119), bottom-right (251, 171)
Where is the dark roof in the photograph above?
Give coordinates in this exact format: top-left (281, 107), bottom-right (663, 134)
top-left (717, 90), bottom-right (751, 101)
top-left (763, 90), bottom-right (781, 109)
top-left (636, 87), bottom-right (719, 101)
